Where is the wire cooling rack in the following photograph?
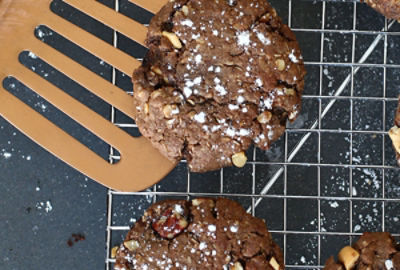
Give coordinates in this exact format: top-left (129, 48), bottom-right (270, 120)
top-left (2, 0), bottom-right (399, 269)
top-left (99, 0), bottom-right (400, 269)
top-left (104, 0), bottom-right (400, 269)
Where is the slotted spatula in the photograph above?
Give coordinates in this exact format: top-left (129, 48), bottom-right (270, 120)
top-left (0, 0), bottom-right (175, 191)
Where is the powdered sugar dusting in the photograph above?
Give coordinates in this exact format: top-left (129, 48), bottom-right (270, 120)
top-left (229, 225), bottom-right (238, 233)
top-left (289, 49), bottom-right (299, 63)
top-left (184, 87), bottom-right (192, 98)
top-left (193, 77), bottom-right (202, 84)
top-left (386, 259), bottom-right (393, 270)
top-left (255, 78), bottom-right (263, 87)
top-left (237, 31), bottom-right (250, 47)
top-left (194, 112), bottom-right (207, 123)
top-left (256, 32), bottom-right (271, 45)
top-left (199, 242), bottom-right (207, 250)
top-left (195, 54), bottom-right (202, 64)
top-left (181, 19), bottom-right (194, 27)
top-left (208, 224), bottom-right (216, 232)
top-left (215, 84), bottom-right (227, 96)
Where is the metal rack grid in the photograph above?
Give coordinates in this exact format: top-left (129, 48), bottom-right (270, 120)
top-left (98, 0), bottom-right (400, 269)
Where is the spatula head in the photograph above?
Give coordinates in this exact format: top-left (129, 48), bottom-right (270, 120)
top-left (0, 0), bottom-right (175, 191)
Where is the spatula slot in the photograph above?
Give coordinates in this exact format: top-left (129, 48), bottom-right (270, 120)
top-left (3, 75), bottom-right (113, 163)
top-left (34, 25), bottom-right (115, 87)
top-left (119, 0), bottom-right (153, 25)
top-left (19, 50), bottom-right (113, 122)
top-left (51, 0), bottom-right (115, 45)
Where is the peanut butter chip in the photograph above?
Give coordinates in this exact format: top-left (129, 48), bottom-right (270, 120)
top-left (389, 126), bottom-right (400, 153)
top-left (123, 240), bottom-right (140, 252)
top-left (181, 5), bottom-right (189, 16)
top-left (231, 262), bottom-right (244, 270)
top-left (111, 246), bottom-right (119, 258)
top-left (151, 66), bottom-right (163, 75)
top-left (338, 246), bottom-right (360, 270)
top-left (163, 104), bottom-right (178, 118)
top-left (275, 59), bottom-right (285, 71)
top-left (269, 257), bottom-right (280, 270)
top-left (284, 88), bottom-right (296, 96)
top-left (232, 152), bottom-right (247, 168)
top-left (162, 31), bottom-right (182, 49)
top-left (143, 103), bottom-right (149, 114)
top-left (257, 111), bottom-right (272, 124)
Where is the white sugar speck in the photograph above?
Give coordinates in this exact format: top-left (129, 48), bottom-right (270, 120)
top-left (212, 30), bottom-right (219, 36)
top-left (193, 77), bottom-right (202, 84)
top-left (262, 98), bottom-right (273, 110)
top-left (195, 54), bottom-right (202, 64)
top-left (181, 19), bottom-right (194, 27)
top-left (385, 259), bottom-right (393, 270)
top-left (215, 84), bottom-right (227, 95)
top-left (239, 129), bottom-right (250, 136)
top-left (230, 225), bottom-right (238, 233)
top-left (28, 52), bottom-right (37, 59)
top-left (208, 224), bottom-right (216, 232)
top-left (208, 66), bottom-right (214, 72)
top-left (45, 201), bottom-right (53, 213)
top-left (215, 66), bottom-right (221, 73)
top-left (237, 96), bottom-right (245, 104)
top-left (237, 31), bottom-right (250, 47)
top-left (174, 204), bottom-right (184, 214)
top-left (37, 29), bottom-right (44, 38)
top-left (211, 125), bottom-right (221, 132)
top-left (194, 112), bottom-right (206, 123)
top-left (228, 104), bottom-right (239, 110)
top-left (171, 107), bottom-right (180, 115)
top-left (3, 152), bottom-right (12, 159)
top-left (256, 32), bottom-right (271, 45)
top-left (214, 77), bottom-right (221, 84)
top-left (199, 242), bottom-right (207, 250)
top-left (184, 87), bottom-right (192, 98)
top-left (329, 201), bottom-right (339, 208)
top-left (300, 256), bottom-right (306, 264)
top-left (226, 128), bottom-right (235, 137)
top-left (255, 78), bottom-right (263, 87)
top-left (289, 49), bottom-right (299, 63)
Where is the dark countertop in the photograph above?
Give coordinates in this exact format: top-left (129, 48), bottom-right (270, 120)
top-left (1, 0), bottom-right (400, 269)
top-left (0, 117), bottom-right (107, 269)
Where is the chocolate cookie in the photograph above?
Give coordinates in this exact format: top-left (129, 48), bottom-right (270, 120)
top-left (132, 0), bottom-right (306, 172)
top-left (324, 232), bottom-right (400, 270)
top-left (114, 198), bottom-right (284, 270)
top-left (363, 0), bottom-right (400, 20)
top-left (389, 97), bottom-right (400, 166)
